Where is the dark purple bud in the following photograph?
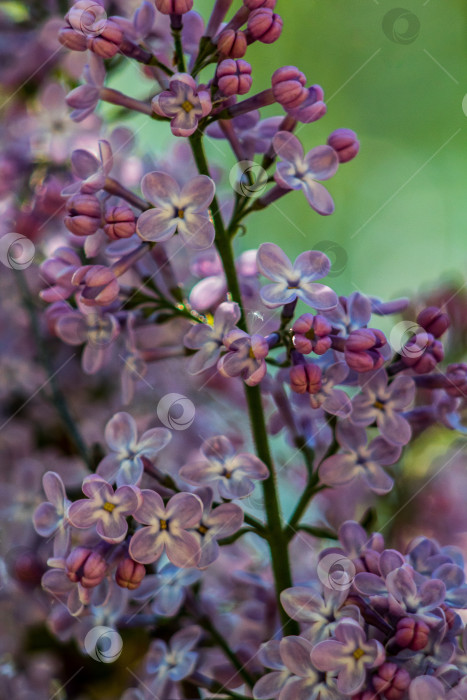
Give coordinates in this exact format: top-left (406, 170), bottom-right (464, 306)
top-left (9, 548), bottom-right (45, 587)
top-left (445, 363), bottom-right (467, 397)
top-left (66, 547), bottom-right (107, 588)
top-left (417, 306), bottom-right (450, 338)
top-left (65, 193), bottom-right (102, 237)
top-left (116, 557), bottom-right (146, 590)
top-left (244, 0), bottom-right (276, 7)
top-left (292, 313), bottom-right (332, 355)
top-left (247, 8), bottom-right (283, 44)
top-left (395, 617), bottom-right (429, 651)
top-left (271, 66), bottom-right (308, 110)
top-left (104, 205), bottom-right (136, 240)
top-left (86, 20), bottom-right (123, 59)
top-left (372, 663), bottom-right (410, 700)
top-left (290, 363), bottom-right (322, 394)
top-left (401, 332), bottom-right (443, 374)
top-left (327, 128), bottom-right (360, 163)
top-left (217, 29), bottom-right (248, 58)
top-left (217, 59), bottom-right (252, 96)
top-left (58, 24), bottom-right (88, 51)
top-left (72, 265), bottom-right (120, 306)
top-left (155, 0), bottom-right (193, 13)
top-left (344, 328), bottom-right (387, 372)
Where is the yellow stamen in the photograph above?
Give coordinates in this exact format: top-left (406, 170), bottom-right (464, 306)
top-left (374, 400), bottom-right (385, 410)
top-left (198, 525), bottom-right (208, 535)
top-left (177, 208), bottom-right (185, 219)
top-left (160, 519), bottom-right (168, 530)
top-left (103, 502), bottom-right (115, 512)
top-left (353, 648), bottom-right (365, 660)
top-left (249, 347), bottom-right (256, 359)
top-left (181, 100), bottom-right (194, 113)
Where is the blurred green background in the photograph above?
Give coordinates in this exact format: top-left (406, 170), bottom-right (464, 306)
top-left (110, 0), bottom-right (467, 302)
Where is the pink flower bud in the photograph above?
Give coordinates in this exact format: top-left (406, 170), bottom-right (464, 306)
top-left (155, 0), bottom-right (194, 13)
top-left (247, 8), bottom-right (283, 44)
top-left (445, 363), bottom-right (467, 397)
top-left (58, 25), bottom-right (88, 51)
top-left (290, 363), bottom-right (322, 394)
top-left (65, 193), bottom-right (102, 237)
top-left (244, 0), bottom-right (276, 8)
top-left (271, 66), bottom-right (308, 110)
top-left (395, 618), bottom-right (429, 651)
top-left (104, 205), bottom-right (136, 240)
top-left (217, 59), bottom-right (252, 96)
top-left (116, 557), bottom-right (146, 590)
top-left (292, 313), bottom-right (332, 355)
top-left (417, 306), bottom-right (450, 338)
top-left (217, 29), bottom-right (248, 58)
top-left (86, 20), bottom-right (123, 59)
top-left (72, 265), bottom-right (120, 306)
top-left (401, 332), bottom-right (444, 373)
top-left (344, 328), bottom-right (387, 372)
top-left (66, 547), bottom-right (107, 588)
top-left (327, 128), bottom-right (360, 163)
top-left (372, 663), bottom-right (411, 700)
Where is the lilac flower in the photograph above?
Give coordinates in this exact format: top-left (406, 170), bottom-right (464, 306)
top-left (309, 362), bottom-right (352, 417)
top-left (62, 139), bottom-right (113, 196)
top-left (136, 171), bottom-right (215, 249)
top-left (96, 411), bottom-right (171, 486)
top-left (42, 554), bottom-right (108, 616)
top-left (184, 301), bottom-right (241, 374)
top-left (129, 491), bottom-right (203, 567)
top-left (33, 471), bottom-right (71, 556)
top-left (206, 111), bottom-right (283, 160)
top-left (179, 436), bottom-right (269, 499)
top-left (281, 585), bottom-right (360, 642)
top-left (66, 54), bottom-right (105, 122)
top-left (134, 563), bottom-right (202, 617)
top-left (145, 626), bottom-right (201, 697)
top-left (350, 369), bottom-right (415, 446)
top-left (194, 487), bottom-right (244, 567)
top-left (273, 635), bottom-right (340, 700)
top-left (218, 329), bottom-right (269, 386)
top-left (311, 618), bottom-right (385, 695)
top-left (152, 73), bottom-right (212, 137)
top-left (273, 131), bottom-right (339, 215)
top-left (40, 247), bottom-right (82, 303)
top-left (319, 420), bottom-right (401, 494)
top-left (68, 475), bottom-right (141, 543)
top-left (256, 242), bottom-right (338, 310)
top-left (55, 306), bottom-right (119, 374)
top-left (253, 639), bottom-right (291, 700)
top-left (322, 291), bottom-right (372, 334)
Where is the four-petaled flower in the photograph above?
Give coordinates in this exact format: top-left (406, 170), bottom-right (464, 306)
top-left (97, 411), bottom-right (171, 486)
top-left (136, 171), bottom-right (215, 249)
top-left (180, 435), bottom-right (269, 499)
top-left (68, 475), bottom-right (141, 543)
top-left (152, 73), bottom-right (212, 137)
top-left (218, 329), bottom-right (269, 386)
top-left (273, 130), bottom-right (339, 215)
top-left (129, 491), bottom-right (203, 567)
top-left (145, 626), bottom-right (202, 697)
top-left (184, 302), bottom-right (241, 374)
top-left (257, 242), bottom-right (338, 310)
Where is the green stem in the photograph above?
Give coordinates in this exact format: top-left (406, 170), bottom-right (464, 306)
top-left (198, 614), bottom-right (255, 688)
top-left (295, 524), bottom-right (338, 539)
top-left (172, 27), bottom-right (187, 73)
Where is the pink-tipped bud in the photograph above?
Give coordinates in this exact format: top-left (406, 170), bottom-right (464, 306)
top-left (65, 193), bottom-right (102, 237)
top-left (395, 618), bottom-right (430, 651)
top-left (290, 363), bottom-right (322, 394)
top-left (86, 20), bottom-right (123, 59)
top-left (244, 0), bottom-right (276, 8)
top-left (247, 8), bottom-right (283, 44)
top-left (271, 66), bottom-right (308, 110)
top-left (217, 29), bottom-right (248, 58)
top-left (217, 59), bottom-right (252, 96)
top-left (155, 0), bottom-right (193, 13)
top-left (344, 328), bottom-right (387, 372)
top-left (327, 128), bottom-right (360, 163)
top-left (66, 547), bottom-right (107, 588)
top-left (417, 306), bottom-right (450, 338)
top-left (72, 265), bottom-right (120, 306)
top-left (104, 205), bottom-right (136, 240)
top-left (116, 558), bottom-right (146, 590)
top-left (372, 663), bottom-right (411, 700)
top-left (58, 24), bottom-right (88, 51)
top-left (292, 313), bottom-right (332, 355)
top-left (401, 332), bottom-right (444, 374)
top-left (445, 363), bottom-right (467, 397)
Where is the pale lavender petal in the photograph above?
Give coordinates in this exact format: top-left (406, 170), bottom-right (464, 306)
top-left (310, 639), bottom-right (346, 671)
top-left (297, 282), bottom-right (338, 310)
top-left (202, 435), bottom-right (234, 460)
top-left (230, 453), bottom-right (269, 479)
top-left (71, 149), bottom-right (99, 179)
top-left (82, 343), bottom-right (106, 374)
top-left (305, 145), bottom-right (339, 180)
top-left (257, 242), bottom-right (293, 282)
top-left (96, 514), bottom-right (128, 543)
top-left (260, 282), bottom-right (296, 308)
top-left (280, 586), bottom-right (323, 622)
top-left (81, 475), bottom-right (113, 501)
top-left (322, 389), bottom-right (352, 417)
top-left (105, 412), bottom-right (137, 452)
top-left (133, 489), bottom-right (165, 524)
top-left (390, 374), bottom-right (416, 409)
top-left (170, 625), bottom-right (202, 653)
top-left (165, 531), bottom-right (201, 568)
top-left (33, 503), bottom-right (61, 537)
top-left (165, 492), bottom-right (202, 528)
top-left (43, 471), bottom-right (66, 509)
top-left (56, 314), bottom-right (87, 345)
top-left (96, 454), bottom-right (121, 483)
top-left (114, 484), bottom-right (141, 513)
top-left (319, 453), bottom-right (358, 487)
top-left (337, 662), bottom-right (365, 695)
top-left (207, 503), bottom-right (244, 537)
top-left (279, 636), bottom-right (313, 677)
top-left (68, 499), bottom-right (99, 528)
top-left (364, 461), bottom-right (394, 494)
top-left (368, 436), bottom-right (401, 466)
top-left (129, 527), bottom-right (164, 564)
top-left (379, 411), bottom-right (411, 446)
top-left (178, 212), bottom-right (215, 249)
top-left (409, 677), bottom-right (446, 700)
top-left (301, 179), bottom-right (335, 216)
top-left (179, 175), bottom-right (215, 210)
top-left (254, 671), bottom-right (289, 700)
top-left (138, 428), bottom-right (172, 457)
top-left (141, 171), bottom-right (179, 207)
top-left (336, 421), bottom-right (366, 452)
top-left (354, 573), bottom-right (387, 596)
top-left (273, 131), bottom-right (304, 164)
top-left (136, 208), bottom-right (177, 242)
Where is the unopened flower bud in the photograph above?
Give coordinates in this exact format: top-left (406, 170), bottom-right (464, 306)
top-left (58, 24), bottom-right (88, 51)
top-left (292, 313), bottom-right (332, 355)
top-left (217, 29), bottom-right (248, 58)
top-left (247, 8), bottom-right (283, 44)
top-left (327, 128), bottom-right (360, 163)
top-left (86, 20), bottom-right (123, 59)
top-left (372, 662), bottom-right (411, 700)
top-left (290, 363), bottom-right (322, 394)
top-left (65, 193), bottom-right (102, 237)
top-left (104, 205), bottom-right (136, 240)
top-left (66, 547), bottom-right (107, 588)
top-left (116, 557), bottom-right (146, 590)
top-left (155, 0), bottom-right (194, 13)
top-left (72, 265), bottom-right (120, 306)
top-left (401, 332), bottom-right (443, 374)
top-left (445, 363), bottom-right (467, 397)
top-left (244, 0), bottom-right (276, 8)
top-left (395, 617), bottom-right (429, 651)
top-left (344, 328), bottom-right (387, 372)
top-left (417, 306), bottom-right (450, 338)
top-left (217, 59), bottom-right (252, 96)
top-left (272, 66), bottom-right (308, 110)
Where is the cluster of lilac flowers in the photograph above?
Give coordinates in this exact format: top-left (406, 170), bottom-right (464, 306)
top-left (1, 0), bottom-right (466, 698)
